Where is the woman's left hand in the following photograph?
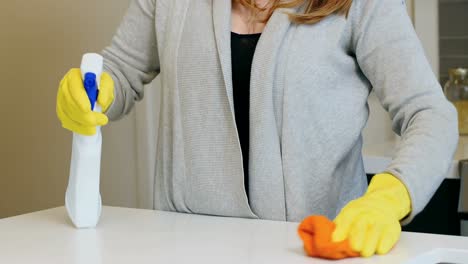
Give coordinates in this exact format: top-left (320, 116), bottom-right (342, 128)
top-left (332, 173), bottom-right (412, 257)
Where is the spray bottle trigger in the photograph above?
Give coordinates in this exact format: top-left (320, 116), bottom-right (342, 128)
top-left (83, 72), bottom-right (99, 110)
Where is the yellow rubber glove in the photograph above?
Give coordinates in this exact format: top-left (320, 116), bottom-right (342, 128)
top-left (332, 173), bottom-right (411, 258)
top-left (56, 68), bottom-right (115, 136)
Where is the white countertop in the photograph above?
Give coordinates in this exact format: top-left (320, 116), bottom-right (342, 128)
top-left (363, 136), bottom-right (468, 179)
top-left (1, 206), bottom-right (467, 264)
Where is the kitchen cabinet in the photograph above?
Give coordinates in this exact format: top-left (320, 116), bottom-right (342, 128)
top-left (459, 160), bottom-right (468, 235)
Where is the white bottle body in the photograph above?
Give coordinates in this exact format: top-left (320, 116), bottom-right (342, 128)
top-left (65, 53), bottom-right (103, 228)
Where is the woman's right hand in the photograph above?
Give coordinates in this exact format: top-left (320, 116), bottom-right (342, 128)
top-left (56, 68), bottom-right (115, 136)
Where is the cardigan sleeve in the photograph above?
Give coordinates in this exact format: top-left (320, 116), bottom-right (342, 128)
top-left (102, 0), bottom-right (160, 120)
top-left (350, 0), bottom-right (458, 223)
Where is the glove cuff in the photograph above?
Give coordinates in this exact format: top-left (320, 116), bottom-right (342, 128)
top-left (366, 173), bottom-right (412, 220)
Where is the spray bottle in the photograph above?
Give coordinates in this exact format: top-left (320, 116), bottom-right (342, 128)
top-left (65, 53), bottom-right (104, 228)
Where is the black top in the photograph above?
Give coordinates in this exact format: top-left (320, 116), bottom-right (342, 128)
top-left (231, 31), bottom-right (261, 200)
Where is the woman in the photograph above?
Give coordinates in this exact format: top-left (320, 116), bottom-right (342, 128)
top-left (56, 0), bottom-right (458, 257)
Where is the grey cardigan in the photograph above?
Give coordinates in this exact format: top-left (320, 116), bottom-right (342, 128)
top-left (102, 0), bottom-right (458, 222)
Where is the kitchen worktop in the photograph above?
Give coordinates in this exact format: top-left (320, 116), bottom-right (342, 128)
top-left (1, 206), bottom-right (467, 264)
top-left (363, 136), bottom-right (468, 178)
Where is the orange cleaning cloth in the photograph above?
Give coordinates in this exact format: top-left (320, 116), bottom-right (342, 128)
top-left (298, 215), bottom-right (360, 260)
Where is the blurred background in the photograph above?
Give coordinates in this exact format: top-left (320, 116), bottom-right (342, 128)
top-left (0, 0), bottom-right (467, 223)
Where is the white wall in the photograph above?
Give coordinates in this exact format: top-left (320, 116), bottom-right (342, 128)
top-left (362, 94), bottom-right (396, 148)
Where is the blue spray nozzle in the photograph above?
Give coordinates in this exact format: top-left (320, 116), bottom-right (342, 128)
top-left (83, 72), bottom-right (99, 110)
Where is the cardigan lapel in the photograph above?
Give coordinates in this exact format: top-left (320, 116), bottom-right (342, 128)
top-left (212, 2), bottom-right (295, 117)
top-left (248, 7), bottom-right (294, 220)
top-left (212, 1), bottom-right (296, 220)
top-left (212, 0), bottom-right (235, 114)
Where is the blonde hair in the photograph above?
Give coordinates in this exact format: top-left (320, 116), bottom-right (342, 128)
top-left (236, 0), bottom-right (353, 24)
